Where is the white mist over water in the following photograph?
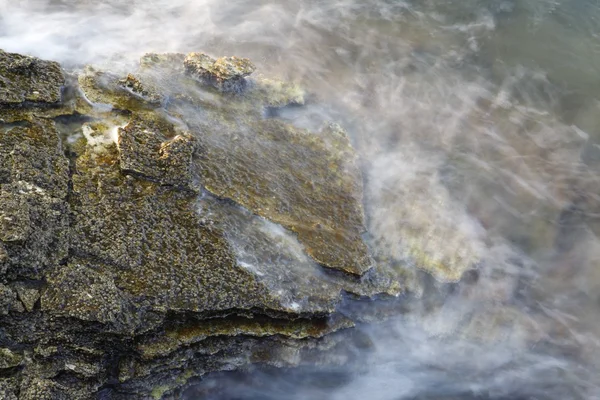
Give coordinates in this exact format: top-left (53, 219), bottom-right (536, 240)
top-left (3, 0), bottom-right (600, 398)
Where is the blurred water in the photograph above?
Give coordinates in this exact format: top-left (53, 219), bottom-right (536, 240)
top-left (3, 0), bottom-right (600, 399)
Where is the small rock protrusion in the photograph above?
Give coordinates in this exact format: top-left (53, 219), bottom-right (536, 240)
top-left (184, 52), bottom-right (256, 92)
top-left (0, 284), bottom-right (16, 315)
top-left (0, 348), bottom-right (23, 370)
top-left (0, 49), bottom-right (64, 105)
top-left (117, 115), bottom-right (195, 190)
top-left (14, 284), bottom-right (40, 312)
top-left (0, 243), bottom-right (8, 263)
top-left (118, 74), bottom-right (163, 105)
top-left (0, 190), bottom-right (32, 243)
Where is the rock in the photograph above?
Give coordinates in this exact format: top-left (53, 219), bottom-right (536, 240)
top-left (198, 195), bottom-right (400, 306)
top-left (194, 118), bottom-right (372, 276)
top-left (118, 74), bottom-right (164, 105)
top-left (140, 53), bottom-right (186, 73)
top-left (70, 134), bottom-right (322, 317)
top-left (137, 314), bottom-right (354, 360)
top-left (0, 49), bottom-right (64, 105)
top-left (184, 52), bottom-right (256, 92)
top-left (0, 348), bottom-right (23, 369)
top-left (0, 378), bottom-right (18, 400)
top-left (0, 189), bottom-right (31, 242)
top-left (0, 181), bottom-right (69, 280)
top-left (0, 121), bottom-right (69, 279)
top-left (250, 77), bottom-right (306, 108)
top-left (366, 148), bottom-right (485, 282)
top-left (78, 66), bottom-right (156, 112)
top-left (13, 283), bottom-right (40, 312)
top-left (0, 50), bottom-right (409, 400)
top-left (0, 284), bottom-right (16, 315)
top-left (117, 114), bottom-right (196, 190)
top-left (19, 378), bottom-right (68, 400)
top-left (41, 262), bottom-right (139, 332)
top-left (0, 120), bottom-right (69, 199)
top-left (0, 121), bottom-right (70, 279)
top-left (0, 243), bottom-right (7, 263)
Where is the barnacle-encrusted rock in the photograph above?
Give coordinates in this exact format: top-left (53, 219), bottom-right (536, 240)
top-left (69, 141), bottom-right (275, 315)
top-left (117, 114), bottom-right (195, 190)
top-left (13, 283), bottom-right (40, 312)
top-left (0, 50), bottom-right (64, 104)
top-left (184, 52), bottom-right (256, 92)
top-left (0, 284), bottom-right (17, 315)
top-left (0, 50), bottom-right (411, 400)
top-left (0, 121), bottom-right (70, 279)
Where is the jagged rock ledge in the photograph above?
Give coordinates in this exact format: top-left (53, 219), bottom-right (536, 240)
top-left (0, 49), bottom-right (470, 399)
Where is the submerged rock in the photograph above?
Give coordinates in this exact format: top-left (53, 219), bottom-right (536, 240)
top-left (366, 148), bottom-right (485, 282)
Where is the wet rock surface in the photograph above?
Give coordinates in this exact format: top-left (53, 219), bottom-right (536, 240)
top-left (184, 52), bottom-right (256, 92)
top-left (0, 49), bottom-right (426, 399)
top-left (0, 50), bottom-right (64, 105)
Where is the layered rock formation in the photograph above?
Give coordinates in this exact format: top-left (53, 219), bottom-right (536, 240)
top-left (0, 50), bottom-right (417, 399)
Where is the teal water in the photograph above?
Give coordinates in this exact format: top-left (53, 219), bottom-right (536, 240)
top-left (2, 1), bottom-right (600, 399)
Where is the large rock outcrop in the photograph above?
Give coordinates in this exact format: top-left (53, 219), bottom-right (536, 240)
top-left (0, 50), bottom-right (413, 399)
